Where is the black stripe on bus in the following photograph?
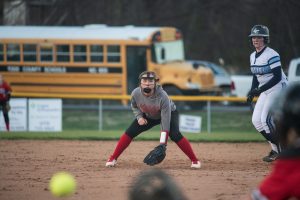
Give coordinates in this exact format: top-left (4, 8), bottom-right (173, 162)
top-left (11, 83), bottom-right (121, 88)
top-left (0, 66), bottom-right (122, 73)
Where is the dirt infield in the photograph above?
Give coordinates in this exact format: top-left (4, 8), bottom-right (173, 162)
top-left (0, 140), bottom-right (272, 200)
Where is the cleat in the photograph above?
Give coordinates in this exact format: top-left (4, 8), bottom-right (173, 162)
top-left (105, 158), bottom-right (117, 167)
top-left (262, 150), bottom-right (278, 162)
top-left (191, 160), bottom-right (201, 169)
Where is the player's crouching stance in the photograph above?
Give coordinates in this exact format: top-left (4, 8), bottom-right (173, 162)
top-left (105, 71), bottom-right (201, 169)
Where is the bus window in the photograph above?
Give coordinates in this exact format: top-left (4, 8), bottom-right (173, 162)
top-left (7, 44), bottom-right (20, 61)
top-left (0, 44), bottom-right (3, 61)
top-left (126, 46), bottom-right (147, 92)
top-left (56, 45), bottom-right (70, 62)
top-left (107, 45), bottom-right (120, 62)
top-left (23, 44), bottom-right (37, 62)
top-left (90, 45), bottom-right (103, 62)
top-left (153, 40), bottom-right (184, 64)
top-left (74, 45), bottom-right (87, 62)
top-left (40, 45), bottom-right (53, 62)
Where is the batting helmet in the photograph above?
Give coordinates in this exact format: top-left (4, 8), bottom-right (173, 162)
top-left (249, 25), bottom-right (270, 44)
top-left (138, 71), bottom-right (159, 82)
top-left (272, 83), bottom-right (300, 148)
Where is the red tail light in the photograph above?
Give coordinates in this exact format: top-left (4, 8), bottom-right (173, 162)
top-left (175, 31), bottom-right (182, 40)
top-left (230, 81), bottom-right (235, 91)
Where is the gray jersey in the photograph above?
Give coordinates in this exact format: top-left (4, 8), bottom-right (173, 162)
top-left (131, 85), bottom-right (176, 132)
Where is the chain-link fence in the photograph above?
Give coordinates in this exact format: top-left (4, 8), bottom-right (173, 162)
top-left (62, 99), bottom-right (256, 133)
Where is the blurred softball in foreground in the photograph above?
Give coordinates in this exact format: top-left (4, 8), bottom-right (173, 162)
top-left (49, 172), bottom-right (76, 197)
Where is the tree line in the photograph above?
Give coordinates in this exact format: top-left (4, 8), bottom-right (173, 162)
top-left (1, 0), bottom-right (299, 73)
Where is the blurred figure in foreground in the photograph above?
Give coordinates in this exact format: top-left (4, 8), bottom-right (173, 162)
top-left (251, 83), bottom-right (300, 200)
top-left (129, 169), bottom-right (188, 200)
top-left (0, 74), bottom-right (12, 131)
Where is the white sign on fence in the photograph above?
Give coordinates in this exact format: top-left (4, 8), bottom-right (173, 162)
top-left (0, 98), bottom-right (27, 131)
top-left (29, 99), bottom-right (62, 131)
top-left (179, 114), bottom-right (202, 133)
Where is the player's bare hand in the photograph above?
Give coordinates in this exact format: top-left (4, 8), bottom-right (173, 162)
top-left (138, 117), bottom-right (148, 125)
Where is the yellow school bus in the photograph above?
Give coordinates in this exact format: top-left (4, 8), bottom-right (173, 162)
top-left (0, 25), bottom-right (217, 97)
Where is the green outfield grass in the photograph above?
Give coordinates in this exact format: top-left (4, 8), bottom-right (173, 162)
top-left (63, 108), bottom-right (256, 132)
top-left (0, 106), bottom-right (261, 142)
top-left (0, 130), bottom-right (264, 142)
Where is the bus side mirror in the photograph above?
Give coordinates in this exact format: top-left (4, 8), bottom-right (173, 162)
top-left (161, 48), bottom-right (165, 60)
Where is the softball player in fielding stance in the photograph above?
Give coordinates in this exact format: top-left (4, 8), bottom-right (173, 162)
top-left (247, 25), bottom-right (288, 162)
top-left (105, 71), bottom-right (201, 168)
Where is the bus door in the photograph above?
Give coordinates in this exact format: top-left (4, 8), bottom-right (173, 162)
top-left (126, 46), bottom-right (147, 93)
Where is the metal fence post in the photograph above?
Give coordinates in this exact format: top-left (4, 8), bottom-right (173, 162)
top-left (98, 100), bottom-right (103, 131)
top-left (27, 98), bottom-right (29, 131)
top-left (207, 100), bottom-right (211, 133)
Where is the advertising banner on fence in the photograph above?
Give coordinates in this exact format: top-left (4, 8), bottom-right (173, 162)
top-left (179, 114), bottom-right (202, 133)
top-left (29, 99), bottom-right (62, 131)
top-left (0, 98), bottom-right (27, 131)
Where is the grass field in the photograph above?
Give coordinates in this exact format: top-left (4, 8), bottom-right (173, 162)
top-left (0, 130), bottom-right (264, 142)
top-left (63, 108), bottom-right (256, 132)
top-left (1, 106), bottom-right (261, 142)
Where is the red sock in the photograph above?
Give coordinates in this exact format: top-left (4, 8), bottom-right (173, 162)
top-left (110, 133), bottom-right (132, 160)
top-left (5, 122), bottom-right (10, 132)
top-left (176, 137), bottom-right (198, 162)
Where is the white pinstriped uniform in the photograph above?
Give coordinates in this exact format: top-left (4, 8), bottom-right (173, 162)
top-left (251, 47), bottom-right (287, 136)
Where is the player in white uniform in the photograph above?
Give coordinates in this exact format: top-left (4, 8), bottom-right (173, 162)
top-left (247, 25), bottom-right (288, 162)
